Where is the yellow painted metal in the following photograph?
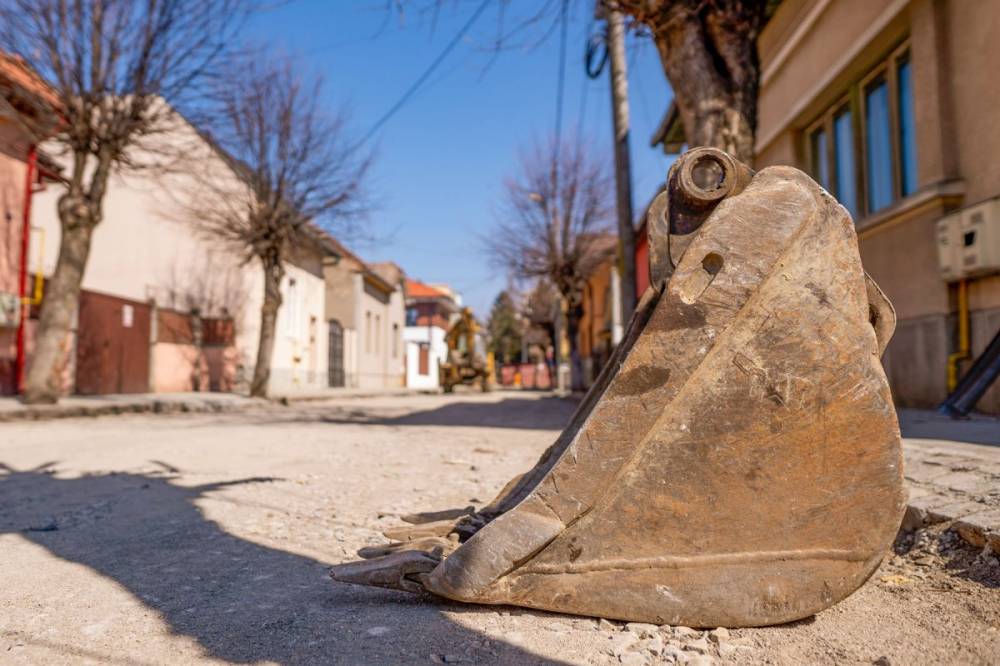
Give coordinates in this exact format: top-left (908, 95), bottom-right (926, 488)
top-left (946, 278), bottom-right (970, 392)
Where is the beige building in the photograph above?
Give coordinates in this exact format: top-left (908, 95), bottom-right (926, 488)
top-left (657, 0), bottom-right (1000, 413)
top-left (28, 110), bottom-right (340, 395)
top-left (323, 247), bottom-right (406, 389)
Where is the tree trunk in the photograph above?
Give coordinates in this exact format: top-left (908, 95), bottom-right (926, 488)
top-left (625, 0), bottom-right (767, 164)
top-left (250, 257), bottom-right (284, 398)
top-left (566, 297), bottom-right (585, 391)
top-left (22, 201), bottom-right (95, 403)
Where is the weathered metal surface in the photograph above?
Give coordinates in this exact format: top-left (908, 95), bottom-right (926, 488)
top-left (331, 148), bottom-right (906, 628)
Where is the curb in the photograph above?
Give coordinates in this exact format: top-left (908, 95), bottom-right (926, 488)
top-left (0, 397), bottom-right (268, 423)
top-left (903, 494), bottom-right (1000, 554)
top-left (274, 388), bottom-right (440, 403)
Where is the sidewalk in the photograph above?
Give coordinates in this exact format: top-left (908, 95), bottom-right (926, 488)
top-left (269, 386), bottom-right (439, 402)
top-left (899, 409), bottom-right (1000, 553)
top-left (0, 392), bottom-right (268, 422)
top-left (0, 386), bottom-right (439, 422)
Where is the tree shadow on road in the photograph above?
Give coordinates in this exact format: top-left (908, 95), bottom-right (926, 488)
top-left (0, 462), bottom-right (569, 665)
top-left (316, 397), bottom-right (577, 431)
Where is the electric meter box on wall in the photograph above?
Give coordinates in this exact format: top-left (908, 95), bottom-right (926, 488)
top-left (937, 197), bottom-right (1000, 281)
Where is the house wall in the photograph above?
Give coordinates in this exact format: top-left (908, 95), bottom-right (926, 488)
top-left (28, 115), bottom-right (330, 395)
top-left (754, 0), bottom-right (1000, 412)
top-left (0, 122), bottom-right (29, 393)
top-left (578, 259), bottom-right (618, 387)
top-left (354, 277), bottom-right (405, 389)
top-left (404, 325), bottom-right (446, 389)
top-left (323, 260), bottom-right (357, 329)
top-left (325, 262), bottom-right (406, 390)
top-left (0, 123), bottom-right (28, 296)
top-left (270, 259), bottom-right (330, 393)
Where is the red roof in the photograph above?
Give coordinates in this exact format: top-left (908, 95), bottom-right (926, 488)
top-left (405, 279), bottom-right (446, 299)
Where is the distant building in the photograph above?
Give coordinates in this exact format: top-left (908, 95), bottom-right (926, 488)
top-left (577, 236), bottom-right (624, 388)
top-left (649, 0), bottom-right (1000, 413)
top-left (403, 279), bottom-right (459, 389)
top-left (322, 247), bottom-right (406, 389)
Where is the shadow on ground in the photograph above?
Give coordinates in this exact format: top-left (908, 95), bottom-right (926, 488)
top-left (316, 397), bottom-right (578, 431)
top-left (0, 462), bottom-right (568, 665)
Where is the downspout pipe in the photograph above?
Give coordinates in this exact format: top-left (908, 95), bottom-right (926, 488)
top-left (14, 145), bottom-right (37, 394)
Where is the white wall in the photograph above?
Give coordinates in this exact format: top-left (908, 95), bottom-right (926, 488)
top-left (268, 264), bottom-right (329, 394)
top-left (403, 325), bottom-right (446, 389)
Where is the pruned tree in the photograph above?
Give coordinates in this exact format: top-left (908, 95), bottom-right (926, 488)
top-left (2, 0), bottom-right (252, 403)
top-left (611, 0), bottom-right (770, 164)
top-left (183, 55), bottom-right (371, 398)
top-left (490, 136), bottom-right (615, 387)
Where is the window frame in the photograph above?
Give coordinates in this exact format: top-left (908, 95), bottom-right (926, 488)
top-left (804, 41), bottom-right (915, 220)
top-left (804, 94), bottom-right (859, 215)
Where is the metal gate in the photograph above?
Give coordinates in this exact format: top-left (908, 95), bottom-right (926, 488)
top-left (328, 319), bottom-right (344, 387)
top-left (75, 290), bottom-right (151, 394)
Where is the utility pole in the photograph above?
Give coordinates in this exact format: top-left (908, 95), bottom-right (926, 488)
top-left (604, 3), bottom-right (637, 323)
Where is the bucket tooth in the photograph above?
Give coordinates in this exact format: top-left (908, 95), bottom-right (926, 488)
top-left (331, 148), bottom-right (906, 628)
top-left (358, 535), bottom-right (459, 560)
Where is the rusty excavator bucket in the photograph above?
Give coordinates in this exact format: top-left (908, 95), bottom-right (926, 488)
top-left (331, 148), bottom-right (906, 628)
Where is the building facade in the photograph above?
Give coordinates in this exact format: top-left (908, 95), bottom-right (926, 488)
top-left (649, 0), bottom-right (1000, 414)
top-left (322, 248), bottom-right (406, 390)
top-left (0, 55), bottom-right (60, 395)
top-left (403, 279), bottom-right (458, 389)
top-left (755, 0), bottom-right (1000, 413)
top-left (27, 111), bottom-right (337, 396)
top-left (576, 240), bottom-right (624, 388)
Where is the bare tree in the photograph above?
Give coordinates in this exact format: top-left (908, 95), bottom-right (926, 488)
top-left (1, 0), bottom-right (252, 403)
top-left (613, 0), bottom-right (769, 163)
top-left (491, 137), bottom-right (615, 387)
top-left (183, 56), bottom-right (370, 398)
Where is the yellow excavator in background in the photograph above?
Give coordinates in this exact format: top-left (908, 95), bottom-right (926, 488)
top-left (439, 307), bottom-right (493, 393)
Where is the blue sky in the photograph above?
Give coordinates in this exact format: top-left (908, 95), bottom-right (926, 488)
top-left (246, 1), bottom-right (674, 315)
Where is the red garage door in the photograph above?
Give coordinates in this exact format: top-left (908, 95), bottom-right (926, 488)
top-left (75, 291), bottom-right (150, 394)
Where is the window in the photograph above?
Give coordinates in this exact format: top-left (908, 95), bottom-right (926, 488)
top-left (392, 323), bottom-right (399, 358)
top-left (805, 42), bottom-right (917, 220)
top-left (365, 311), bottom-right (371, 353)
top-left (864, 76), bottom-right (893, 212)
top-left (418, 343), bottom-right (429, 375)
top-left (810, 127), bottom-right (830, 191)
top-left (284, 277), bottom-right (299, 337)
top-left (375, 314), bottom-right (381, 353)
top-left (406, 307), bottom-right (418, 326)
top-left (897, 56), bottom-right (918, 196)
top-left (806, 102), bottom-right (858, 219)
top-left (833, 109), bottom-right (858, 217)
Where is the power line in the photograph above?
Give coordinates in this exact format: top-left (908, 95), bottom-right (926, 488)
top-left (358, 0), bottom-right (491, 146)
top-left (552, 0), bottom-right (569, 191)
top-left (553, 0), bottom-right (569, 148)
